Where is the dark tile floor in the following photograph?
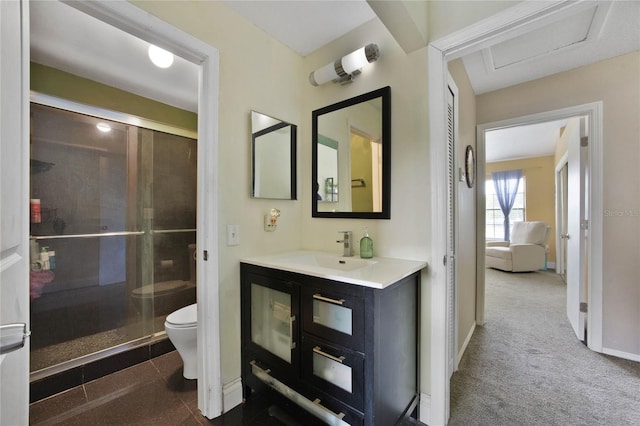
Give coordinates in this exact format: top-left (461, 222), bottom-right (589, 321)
top-left (30, 351), bottom-right (425, 425)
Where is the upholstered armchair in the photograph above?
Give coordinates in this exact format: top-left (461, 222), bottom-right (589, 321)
top-left (486, 221), bottom-right (551, 272)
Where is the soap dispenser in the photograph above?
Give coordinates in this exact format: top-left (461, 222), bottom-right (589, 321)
top-left (359, 229), bottom-right (373, 259)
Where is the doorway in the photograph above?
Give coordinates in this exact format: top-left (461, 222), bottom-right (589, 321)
top-left (0, 1), bottom-right (221, 422)
top-left (476, 104), bottom-right (602, 350)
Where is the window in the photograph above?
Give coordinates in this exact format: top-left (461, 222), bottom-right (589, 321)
top-left (486, 177), bottom-right (525, 240)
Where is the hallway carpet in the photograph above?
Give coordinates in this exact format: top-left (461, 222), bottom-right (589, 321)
top-left (449, 268), bottom-right (640, 426)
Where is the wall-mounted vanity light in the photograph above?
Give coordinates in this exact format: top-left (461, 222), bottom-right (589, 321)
top-left (309, 43), bottom-right (380, 86)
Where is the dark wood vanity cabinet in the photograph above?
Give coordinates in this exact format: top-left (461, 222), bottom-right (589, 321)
top-left (241, 263), bottom-right (420, 425)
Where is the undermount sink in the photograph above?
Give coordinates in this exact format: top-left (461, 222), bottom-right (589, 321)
top-left (288, 253), bottom-right (377, 272)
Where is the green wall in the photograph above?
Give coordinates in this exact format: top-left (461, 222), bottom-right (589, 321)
top-left (30, 62), bottom-right (197, 132)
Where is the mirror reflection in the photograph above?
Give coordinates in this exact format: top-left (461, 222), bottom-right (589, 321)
top-left (312, 86), bottom-right (390, 219)
top-left (251, 111), bottom-right (297, 200)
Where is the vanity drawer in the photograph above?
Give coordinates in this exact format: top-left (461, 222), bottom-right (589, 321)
top-left (301, 335), bottom-right (364, 411)
top-left (301, 285), bottom-right (364, 352)
top-left (305, 393), bottom-right (364, 426)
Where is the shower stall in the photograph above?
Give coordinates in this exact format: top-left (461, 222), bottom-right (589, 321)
top-left (29, 97), bottom-right (197, 377)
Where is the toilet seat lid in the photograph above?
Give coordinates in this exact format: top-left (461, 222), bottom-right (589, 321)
top-left (166, 303), bottom-right (197, 327)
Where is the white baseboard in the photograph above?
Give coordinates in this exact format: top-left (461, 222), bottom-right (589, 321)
top-left (222, 377), bottom-right (243, 413)
top-left (602, 347), bottom-right (640, 362)
top-left (457, 322), bottom-right (476, 366)
top-left (419, 392), bottom-right (431, 425)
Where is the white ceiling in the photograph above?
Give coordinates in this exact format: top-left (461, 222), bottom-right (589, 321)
top-left (222, 0), bottom-right (377, 56)
top-left (462, 1), bottom-right (640, 95)
top-left (30, 1), bottom-right (639, 161)
top-left (485, 120), bottom-right (568, 163)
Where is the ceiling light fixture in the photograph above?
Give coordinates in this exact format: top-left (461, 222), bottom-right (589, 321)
top-left (148, 44), bottom-right (174, 69)
top-left (96, 123), bottom-right (111, 133)
top-left (309, 43), bottom-right (380, 86)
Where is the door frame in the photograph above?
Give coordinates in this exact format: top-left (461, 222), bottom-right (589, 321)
top-left (476, 104), bottom-right (603, 351)
top-left (555, 156), bottom-right (569, 281)
top-left (428, 1), bottom-right (603, 424)
top-left (28, 1), bottom-right (223, 419)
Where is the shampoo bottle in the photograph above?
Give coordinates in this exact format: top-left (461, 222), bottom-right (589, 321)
top-left (359, 229), bottom-right (373, 259)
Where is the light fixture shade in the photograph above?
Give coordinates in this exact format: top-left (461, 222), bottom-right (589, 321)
top-left (309, 43), bottom-right (380, 87)
top-left (341, 43), bottom-right (379, 74)
top-left (148, 45), bottom-right (174, 68)
top-left (309, 61), bottom-right (340, 86)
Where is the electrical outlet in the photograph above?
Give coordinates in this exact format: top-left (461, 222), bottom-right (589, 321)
top-left (227, 224), bottom-right (240, 246)
top-left (264, 214), bottom-right (277, 232)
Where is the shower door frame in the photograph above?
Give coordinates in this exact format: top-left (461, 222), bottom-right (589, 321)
top-left (29, 93), bottom-right (199, 370)
top-left (28, 1), bottom-right (223, 420)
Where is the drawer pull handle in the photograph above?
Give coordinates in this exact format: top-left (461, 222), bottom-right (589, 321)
top-left (249, 360), bottom-right (271, 374)
top-left (313, 346), bottom-right (345, 363)
top-left (313, 294), bottom-right (345, 305)
top-left (313, 398), bottom-right (346, 420)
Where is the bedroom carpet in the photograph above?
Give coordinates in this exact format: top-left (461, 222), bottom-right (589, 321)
top-left (449, 268), bottom-right (640, 426)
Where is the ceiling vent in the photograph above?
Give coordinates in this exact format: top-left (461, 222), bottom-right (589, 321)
top-left (483, 3), bottom-right (610, 72)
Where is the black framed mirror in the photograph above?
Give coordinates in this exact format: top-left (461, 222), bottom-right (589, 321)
top-left (312, 86), bottom-right (390, 219)
top-left (251, 111), bottom-right (297, 200)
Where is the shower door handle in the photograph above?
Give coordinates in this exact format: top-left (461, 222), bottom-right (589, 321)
top-left (0, 323), bottom-right (31, 355)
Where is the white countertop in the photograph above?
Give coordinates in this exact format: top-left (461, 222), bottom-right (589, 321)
top-left (241, 250), bottom-right (427, 289)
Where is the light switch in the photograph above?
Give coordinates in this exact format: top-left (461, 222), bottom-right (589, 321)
top-left (227, 224), bottom-right (240, 246)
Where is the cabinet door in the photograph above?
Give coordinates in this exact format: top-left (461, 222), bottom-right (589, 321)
top-left (242, 271), bottom-right (299, 377)
top-left (301, 336), bottom-right (364, 411)
top-left (302, 285), bottom-right (364, 352)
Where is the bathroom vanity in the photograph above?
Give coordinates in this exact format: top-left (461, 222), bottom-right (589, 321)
top-left (240, 251), bottom-right (426, 425)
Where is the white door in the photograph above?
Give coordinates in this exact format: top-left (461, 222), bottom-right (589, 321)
top-left (566, 118), bottom-right (588, 342)
top-left (0, 0), bottom-right (30, 424)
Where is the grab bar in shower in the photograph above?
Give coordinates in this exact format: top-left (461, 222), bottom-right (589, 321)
top-left (151, 229), bottom-right (196, 234)
top-left (30, 228), bottom-right (196, 241)
top-left (30, 231), bottom-right (145, 241)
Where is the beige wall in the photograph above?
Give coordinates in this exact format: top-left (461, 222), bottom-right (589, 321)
top-left (132, 1), bottom-right (430, 394)
top-left (477, 51), bottom-right (640, 356)
top-left (486, 156), bottom-right (557, 261)
top-left (31, 62), bottom-right (197, 131)
top-left (131, 1), bottom-right (306, 386)
top-left (300, 17), bottom-right (433, 391)
top-left (448, 59), bottom-right (477, 355)
top-left (428, 0), bottom-right (520, 41)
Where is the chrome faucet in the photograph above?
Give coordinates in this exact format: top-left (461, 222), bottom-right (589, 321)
top-left (336, 231), bottom-right (353, 257)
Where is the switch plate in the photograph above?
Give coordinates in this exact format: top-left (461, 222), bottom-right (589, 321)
top-left (227, 224), bottom-right (240, 246)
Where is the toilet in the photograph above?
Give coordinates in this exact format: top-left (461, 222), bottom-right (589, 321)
top-left (165, 303), bottom-right (197, 379)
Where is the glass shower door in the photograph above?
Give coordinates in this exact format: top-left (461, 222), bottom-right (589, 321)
top-left (29, 101), bottom-right (196, 375)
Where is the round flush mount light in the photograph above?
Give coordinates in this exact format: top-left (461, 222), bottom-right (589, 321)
top-left (148, 44), bottom-right (174, 69)
top-left (96, 122), bottom-right (111, 133)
